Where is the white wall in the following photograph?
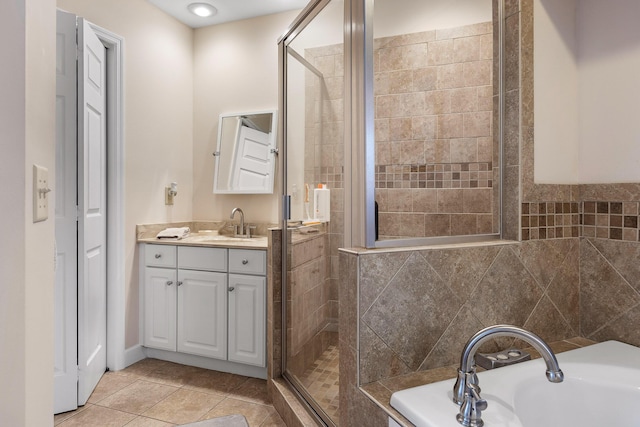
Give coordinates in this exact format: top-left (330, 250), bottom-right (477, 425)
top-left (192, 11), bottom-right (299, 224)
top-left (577, 0), bottom-right (640, 183)
top-left (535, 0), bottom-right (640, 184)
top-left (57, 0), bottom-right (194, 347)
top-left (0, 0), bottom-right (56, 424)
top-left (534, 0), bottom-right (579, 183)
top-left (374, 0), bottom-right (492, 38)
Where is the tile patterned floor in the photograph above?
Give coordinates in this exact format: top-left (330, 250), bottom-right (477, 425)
top-left (54, 359), bottom-right (286, 427)
top-left (297, 345), bottom-right (339, 425)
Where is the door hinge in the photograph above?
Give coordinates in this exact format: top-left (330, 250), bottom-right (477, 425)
top-left (76, 205), bottom-right (80, 221)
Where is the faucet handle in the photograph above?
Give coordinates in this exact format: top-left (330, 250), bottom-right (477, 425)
top-left (456, 383), bottom-right (488, 427)
top-left (246, 225), bottom-right (257, 238)
top-left (468, 383), bottom-right (487, 411)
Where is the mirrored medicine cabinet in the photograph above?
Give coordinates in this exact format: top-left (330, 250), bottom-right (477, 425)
top-left (213, 110), bottom-right (278, 194)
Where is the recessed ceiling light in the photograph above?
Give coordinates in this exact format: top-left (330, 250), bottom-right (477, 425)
top-left (187, 3), bottom-right (217, 18)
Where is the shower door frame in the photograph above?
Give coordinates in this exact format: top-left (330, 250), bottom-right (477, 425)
top-left (278, 0), bottom-right (344, 425)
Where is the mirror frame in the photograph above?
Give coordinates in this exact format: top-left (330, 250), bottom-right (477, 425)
top-left (213, 109), bottom-right (278, 194)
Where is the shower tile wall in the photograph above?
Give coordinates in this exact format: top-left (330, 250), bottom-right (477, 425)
top-left (374, 22), bottom-right (496, 238)
top-left (304, 44), bottom-right (344, 347)
top-left (286, 229), bottom-right (332, 377)
top-left (354, 238), bottom-right (580, 384)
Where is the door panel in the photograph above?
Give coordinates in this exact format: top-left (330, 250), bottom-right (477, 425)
top-left (54, 9), bottom-right (79, 414)
top-left (77, 17), bottom-right (107, 406)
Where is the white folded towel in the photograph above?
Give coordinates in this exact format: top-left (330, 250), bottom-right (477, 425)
top-left (156, 227), bottom-right (190, 239)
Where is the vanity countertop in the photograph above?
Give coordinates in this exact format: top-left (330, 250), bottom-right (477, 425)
top-left (137, 233), bottom-right (268, 249)
top-left (138, 233), bottom-right (268, 249)
top-left (136, 221), bottom-right (272, 249)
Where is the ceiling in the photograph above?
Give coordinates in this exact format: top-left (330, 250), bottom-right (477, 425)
top-left (148, 0), bottom-right (310, 28)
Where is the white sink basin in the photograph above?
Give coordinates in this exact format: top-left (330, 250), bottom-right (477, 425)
top-left (390, 341), bottom-right (640, 427)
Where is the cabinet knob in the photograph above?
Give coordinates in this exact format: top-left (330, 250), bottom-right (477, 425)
top-left (177, 281), bottom-right (183, 286)
top-left (242, 259), bottom-right (249, 265)
top-left (166, 281), bottom-right (173, 286)
top-left (155, 253), bottom-right (162, 259)
top-left (228, 286), bottom-right (235, 292)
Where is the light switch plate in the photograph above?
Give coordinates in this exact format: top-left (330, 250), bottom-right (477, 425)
top-left (33, 164), bottom-right (49, 222)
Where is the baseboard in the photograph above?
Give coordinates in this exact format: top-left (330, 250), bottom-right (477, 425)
top-left (121, 344), bottom-right (145, 369)
top-left (144, 347), bottom-right (267, 379)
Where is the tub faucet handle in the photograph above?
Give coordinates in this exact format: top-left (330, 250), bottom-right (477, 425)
top-left (468, 384), bottom-right (487, 411)
top-left (457, 383), bottom-right (487, 427)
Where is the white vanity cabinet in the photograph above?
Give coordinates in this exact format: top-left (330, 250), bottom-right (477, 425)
top-left (144, 245), bottom-right (228, 359)
top-left (142, 243), bottom-right (266, 371)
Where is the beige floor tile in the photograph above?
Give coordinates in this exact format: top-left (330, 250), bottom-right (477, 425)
top-left (124, 416), bottom-right (176, 426)
top-left (98, 379), bottom-right (178, 414)
top-left (54, 405), bottom-right (90, 425)
top-left (57, 358), bottom-right (286, 427)
top-left (227, 378), bottom-right (271, 405)
top-left (118, 358), bottom-right (173, 379)
top-left (200, 398), bottom-right (275, 427)
top-left (88, 371), bottom-right (138, 404)
top-left (56, 404), bottom-right (136, 427)
top-left (141, 361), bottom-right (203, 387)
top-left (143, 388), bottom-right (225, 425)
top-left (182, 369), bottom-right (249, 395)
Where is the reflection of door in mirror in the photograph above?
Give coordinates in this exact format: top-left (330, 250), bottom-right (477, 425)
top-left (230, 124), bottom-right (271, 190)
top-left (213, 110), bottom-right (277, 194)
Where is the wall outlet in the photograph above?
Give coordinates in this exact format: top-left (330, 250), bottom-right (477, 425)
top-left (33, 164), bottom-right (50, 222)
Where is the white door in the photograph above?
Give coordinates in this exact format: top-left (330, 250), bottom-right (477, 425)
top-left (228, 274), bottom-right (266, 367)
top-left (54, 9), bottom-right (79, 414)
top-left (177, 270), bottom-right (228, 359)
top-left (77, 17), bottom-right (108, 406)
top-left (230, 125), bottom-right (273, 190)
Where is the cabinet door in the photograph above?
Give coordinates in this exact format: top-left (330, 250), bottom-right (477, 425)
top-left (144, 267), bottom-right (177, 351)
top-left (228, 274), bottom-right (266, 367)
top-left (177, 270), bottom-right (227, 359)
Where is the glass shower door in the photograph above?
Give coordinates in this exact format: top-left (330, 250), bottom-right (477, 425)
top-left (281, 0), bottom-right (344, 425)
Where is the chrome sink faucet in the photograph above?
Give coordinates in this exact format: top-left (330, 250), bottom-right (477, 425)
top-left (230, 208), bottom-right (245, 237)
top-left (453, 325), bottom-right (564, 427)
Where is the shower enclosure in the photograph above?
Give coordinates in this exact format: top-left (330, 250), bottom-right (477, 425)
top-left (279, 0), bottom-right (501, 425)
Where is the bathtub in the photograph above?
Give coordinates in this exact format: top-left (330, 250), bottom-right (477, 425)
top-left (390, 340), bottom-right (640, 427)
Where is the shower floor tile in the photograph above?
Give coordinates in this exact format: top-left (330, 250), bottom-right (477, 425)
top-left (298, 344), bottom-right (340, 425)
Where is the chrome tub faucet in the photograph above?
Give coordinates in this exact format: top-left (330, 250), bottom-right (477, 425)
top-left (453, 325), bottom-right (564, 427)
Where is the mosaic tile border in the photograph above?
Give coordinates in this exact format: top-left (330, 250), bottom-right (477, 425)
top-left (313, 166), bottom-right (344, 190)
top-left (582, 201), bottom-right (639, 242)
top-left (376, 162), bottom-right (493, 189)
top-left (522, 201), bottom-right (640, 242)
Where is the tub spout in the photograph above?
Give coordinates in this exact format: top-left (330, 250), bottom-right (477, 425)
top-left (453, 325), bottom-right (563, 427)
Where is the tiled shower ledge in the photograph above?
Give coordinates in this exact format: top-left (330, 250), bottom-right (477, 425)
top-left (360, 337), bottom-right (596, 427)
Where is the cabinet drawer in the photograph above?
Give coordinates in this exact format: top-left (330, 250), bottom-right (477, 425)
top-left (145, 244), bottom-right (176, 268)
top-left (229, 249), bottom-right (266, 276)
top-left (178, 246), bottom-right (227, 272)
